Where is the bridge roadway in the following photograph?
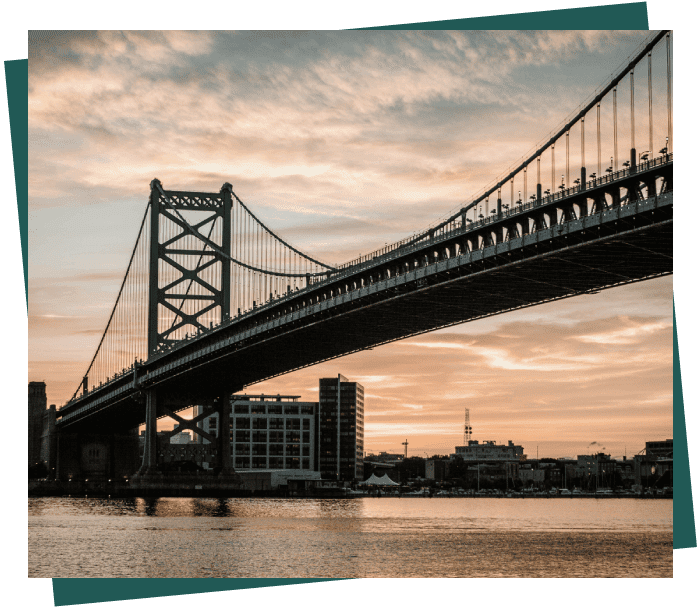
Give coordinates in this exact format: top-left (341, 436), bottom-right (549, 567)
top-left (58, 159), bottom-right (672, 433)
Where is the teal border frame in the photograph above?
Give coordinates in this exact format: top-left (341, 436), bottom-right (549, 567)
top-left (8, 0), bottom-right (698, 608)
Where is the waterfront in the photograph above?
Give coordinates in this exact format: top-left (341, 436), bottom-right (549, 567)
top-left (29, 497), bottom-right (672, 578)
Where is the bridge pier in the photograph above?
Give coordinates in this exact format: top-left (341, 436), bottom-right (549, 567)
top-left (217, 392), bottom-right (234, 474)
top-left (138, 389), bottom-right (159, 476)
top-left (126, 386), bottom-right (242, 493)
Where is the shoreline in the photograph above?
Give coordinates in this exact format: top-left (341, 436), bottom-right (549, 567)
top-left (28, 486), bottom-right (672, 500)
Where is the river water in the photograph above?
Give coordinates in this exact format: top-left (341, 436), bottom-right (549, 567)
top-left (28, 497), bottom-right (672, 578)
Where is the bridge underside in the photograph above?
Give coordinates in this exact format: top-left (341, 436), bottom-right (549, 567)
top-left (201, 215), bottom-right (672, 390)
top-left (62, 195), bottom-right (671, 434)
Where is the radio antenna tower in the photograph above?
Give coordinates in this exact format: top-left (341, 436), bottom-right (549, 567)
top-left (463, 408), bottom-right (472, 444)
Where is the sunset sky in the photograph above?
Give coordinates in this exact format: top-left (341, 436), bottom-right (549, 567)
top-left (27, 30), bottom-right (673, 459)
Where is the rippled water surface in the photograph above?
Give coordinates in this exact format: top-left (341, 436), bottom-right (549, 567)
top-left (28, 497), bottom-right (672, 578)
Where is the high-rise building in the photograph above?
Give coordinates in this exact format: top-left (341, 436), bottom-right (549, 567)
top-left (198, 394), bottom-right (319, 472)
top-left (28, 382), bottom-right (47, 466)
top-left (193, 376), bottom-right (364, 482)
top-left (318, 374), bottom-right (364, 481)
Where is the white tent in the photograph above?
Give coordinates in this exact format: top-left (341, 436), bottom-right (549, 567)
top-left (361, 473), bottom-right (400, 486)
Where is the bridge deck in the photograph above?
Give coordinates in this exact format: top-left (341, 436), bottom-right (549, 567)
top-left (58, 189), bottom-right (672, 433)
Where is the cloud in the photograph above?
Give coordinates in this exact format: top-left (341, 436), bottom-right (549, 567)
top-left (27, 31), bottom-right (672, 457)
top-left (574, 319), bottom-right (671, 345)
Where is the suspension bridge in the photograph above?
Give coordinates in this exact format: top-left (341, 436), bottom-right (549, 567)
top-left (47, 31), bottom-right (673, 487)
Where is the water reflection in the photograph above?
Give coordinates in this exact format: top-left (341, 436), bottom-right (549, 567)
top-left (29, 497), bottom-right (672, 578)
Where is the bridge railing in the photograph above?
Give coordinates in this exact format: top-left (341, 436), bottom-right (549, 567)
top-left (334, 153), bottom-right (673, 270)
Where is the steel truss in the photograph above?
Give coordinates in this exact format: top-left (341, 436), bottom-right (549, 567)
top-left (148, 179), bottom-right (232, 354)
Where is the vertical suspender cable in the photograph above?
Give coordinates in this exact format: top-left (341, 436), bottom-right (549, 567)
top-left (647, 52), bottom-right (652, 158)
top-left (666, 32), bottom-right (672, 152)
top-left (596, 103), bottom-right (601, 177)
top-left (613, 87), bottom-right (618, 170)
top-left (581, 116), bottom-right (585, 179)
top-left (551, 143), bottom-right (555, 192)
top-left (565, 132), bottom-right (569, 187)
top-left (630, 69), bottom-right (635, 161)
top-left (523, 167), bottom-right (527, 201)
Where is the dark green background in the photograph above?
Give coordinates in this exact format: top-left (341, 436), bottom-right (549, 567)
top-left (8, 0), bottom-right (698, 608)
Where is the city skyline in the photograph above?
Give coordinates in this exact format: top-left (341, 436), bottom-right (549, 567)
top-left (28, 30), bottom-right (672, 460)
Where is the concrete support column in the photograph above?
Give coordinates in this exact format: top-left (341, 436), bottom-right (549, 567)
top-left (139, 389), bottom-right (158, 474)
top-left (217, 393), bottom-right (234, 474)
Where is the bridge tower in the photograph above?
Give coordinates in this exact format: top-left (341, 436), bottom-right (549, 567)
top-left (147, 179), bottom-right (232, 355)
top-left (136, 180), bottom-right (239, 483)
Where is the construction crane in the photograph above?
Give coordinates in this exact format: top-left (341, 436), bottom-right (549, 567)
top-left (463, 408), bottom-right (472, 445)
top-left (402, 439), bottom-right (409, 458)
